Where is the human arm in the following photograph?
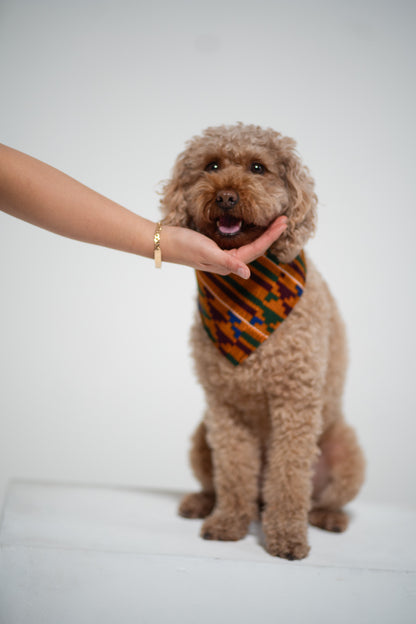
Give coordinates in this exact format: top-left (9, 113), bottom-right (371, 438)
top-left (0, 144), bottom-right (286, 278)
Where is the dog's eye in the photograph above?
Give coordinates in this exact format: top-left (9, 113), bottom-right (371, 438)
top-left (205, 161), bottom-right (220, 172)
top-left (250, 162), bottom-right (265, 174)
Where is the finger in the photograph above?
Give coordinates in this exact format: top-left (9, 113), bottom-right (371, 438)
top-left (235, 217), bottom-right (287, 263)
top-left (210, 261), bottom-right (250, 279)
top-left (200, 252), bottom-right (250, 279)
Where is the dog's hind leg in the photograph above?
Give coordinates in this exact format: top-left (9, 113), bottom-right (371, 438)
top-left (178, 421), bottom-right (216, 519)
top-left (309, 420), bottom-right (365, 532)
top-left (179, 491), bottom-right (215, 519)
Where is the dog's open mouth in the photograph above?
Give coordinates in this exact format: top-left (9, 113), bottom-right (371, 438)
top-left (198, 209), bottom-right (267, 249)
top-left (216, 215), bottom-right (243, 236)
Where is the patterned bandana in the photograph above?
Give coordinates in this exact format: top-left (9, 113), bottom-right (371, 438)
top-left (196, 250), bottom-right (306, 366)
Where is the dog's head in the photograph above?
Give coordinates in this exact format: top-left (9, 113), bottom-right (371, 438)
top-left (160, 123), bottom-right (317, 262)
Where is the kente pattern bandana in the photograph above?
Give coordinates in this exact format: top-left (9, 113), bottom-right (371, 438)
top-left (196, 250), bottom-right (306, 366)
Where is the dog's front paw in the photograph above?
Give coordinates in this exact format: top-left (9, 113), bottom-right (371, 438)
top-left (201, 510), bottom-right (250, 542)
top-left (264, 532), bottom-right (310, 560)
top-left (262, 512), bottom-right (310, 560)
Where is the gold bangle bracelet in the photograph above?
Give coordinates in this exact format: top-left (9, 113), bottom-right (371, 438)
top-left (154, 221), bottom-right (162, 268)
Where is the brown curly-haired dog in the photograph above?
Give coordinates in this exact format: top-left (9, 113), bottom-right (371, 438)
top-left (161, 123), bottom-right (365, 560)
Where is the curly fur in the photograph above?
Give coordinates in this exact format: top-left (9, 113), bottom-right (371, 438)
top-left (161, 123), bottom-right (365, 560)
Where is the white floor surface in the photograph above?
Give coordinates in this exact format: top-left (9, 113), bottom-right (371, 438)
top-left (0, 481), bottom-right (415, 623)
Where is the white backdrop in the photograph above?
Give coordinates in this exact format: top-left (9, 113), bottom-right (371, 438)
top-left (1, 0), bottom-right (415, 509)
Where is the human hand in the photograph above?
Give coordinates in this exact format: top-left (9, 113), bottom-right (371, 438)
top-left (162, 216), bottom-right (287, 278)
top-left (228, 216), bottom-right (288, 267)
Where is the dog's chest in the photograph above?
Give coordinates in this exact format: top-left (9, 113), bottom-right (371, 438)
top-left (192, 258), bottom-right (332, 405)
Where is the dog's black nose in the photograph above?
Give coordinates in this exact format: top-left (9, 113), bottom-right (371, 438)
top-left (216, 189), bottom-right (239, 209)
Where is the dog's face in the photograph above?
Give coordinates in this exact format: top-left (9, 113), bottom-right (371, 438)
top-left (161, 124), bottom-right (317, 262)
top-left (182, 143), bottom-right (290, 250)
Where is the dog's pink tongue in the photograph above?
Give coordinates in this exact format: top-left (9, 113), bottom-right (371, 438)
top-left (217, 215), bottom-right (242, 235)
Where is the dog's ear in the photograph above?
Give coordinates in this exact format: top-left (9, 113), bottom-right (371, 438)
top-left (159, 157), bottom-right (191, 227)
top-left (271, 138), bottom-right (317, 263)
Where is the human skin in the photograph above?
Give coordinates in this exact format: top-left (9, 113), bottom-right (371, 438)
top-left (0, 144), bottom-right (287, 278)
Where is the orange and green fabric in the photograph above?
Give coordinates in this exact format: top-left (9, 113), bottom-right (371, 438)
top-left (196, 250), bottom-right (306, 366)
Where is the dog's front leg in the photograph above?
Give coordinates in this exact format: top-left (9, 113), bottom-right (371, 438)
top-left (200, 401), bottom-right (260, 542)
top-left (262, 394), bottom-right (321, 560)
